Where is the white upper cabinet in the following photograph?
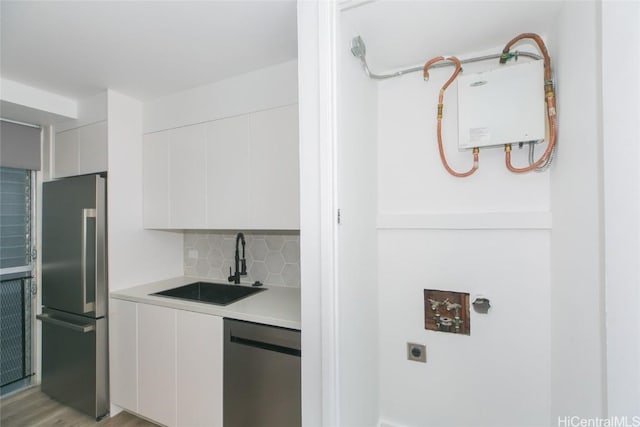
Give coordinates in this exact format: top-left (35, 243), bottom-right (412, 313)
top-left (53, 121), bottom-right (107, 178)
top-left (53, 128), bottom-right (79, 178)
top-left (248, 104), bottom-right (300, 229)
top-left (206, 115), bottom-right (250, 228)
top-left (169, 123), bottom-right (207, 228)
top-left (142, 104), bottom-right (299, 230)
top-left (78, 121), bottom-right (108, 175)
top-left (142, 131), bottom-right (170, 228)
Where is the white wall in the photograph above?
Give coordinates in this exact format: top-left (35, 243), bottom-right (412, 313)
top-left (379, 230), bottom-right (550, 427)
top-left (106, 90), bottom-right (183, 292)
top-left (375, 49), bottom-right (551, 427)
top-left (602, 0), bottom-right (640, 418)
top-left (331, 2), bottom-right (612, 425)
top-left (143, 60), bottom-right (298, 133)
top-left (55, 91), bottom-right (107, 132)
top-left (336, 10), bottom-right (379, 427)
top-left (377, 58), bottom-right (550, 216)
top-left (549, 2), bottom-right (606, 421)
top-left (315, 2), bottom-right (622, 426)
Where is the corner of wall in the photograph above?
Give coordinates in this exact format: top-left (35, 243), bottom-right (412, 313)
top-left (601, 0), bottom-right (640, 418)
top-left (549, 0), bottom-right (606, 420)
top-left (107, 91), bottom-right (183, 292)
top-left (40, 125), bottom-right (53, 181)
top-left (0, 78), bottom-right (78, 121)
top-left (56, 91), bottom-right (108, 132)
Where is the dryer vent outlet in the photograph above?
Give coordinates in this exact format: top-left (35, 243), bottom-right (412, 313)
top-left (407, 343), bottom-right (426, 363)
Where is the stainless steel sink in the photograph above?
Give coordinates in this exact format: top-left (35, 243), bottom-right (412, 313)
top-left (151, 281), bottom-right (265, 306)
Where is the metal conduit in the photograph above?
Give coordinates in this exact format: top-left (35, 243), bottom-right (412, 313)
top-left (350, 36), bottom-right (542, 80)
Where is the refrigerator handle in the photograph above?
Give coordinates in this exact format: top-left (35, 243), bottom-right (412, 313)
top-left (37, 313), bottom-right (95, 333)
top-left (82, 208), bottom-right (96, 313)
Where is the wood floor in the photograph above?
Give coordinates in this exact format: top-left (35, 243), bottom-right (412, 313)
top-left (0, 386), bottom-right (159, 427)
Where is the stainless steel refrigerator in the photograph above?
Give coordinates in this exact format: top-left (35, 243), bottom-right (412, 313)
top-left (38, 174), bottom-right (108, 420)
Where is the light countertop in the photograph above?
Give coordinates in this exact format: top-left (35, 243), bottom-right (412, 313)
top-left (110, 276), bottom-right (301, 330)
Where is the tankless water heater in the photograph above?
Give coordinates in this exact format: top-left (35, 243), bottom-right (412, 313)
top-left (457, 59), bottom-right (546, 150)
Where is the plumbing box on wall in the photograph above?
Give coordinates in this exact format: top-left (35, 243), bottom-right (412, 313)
top-left (457, 59), bottom-right (546, 150)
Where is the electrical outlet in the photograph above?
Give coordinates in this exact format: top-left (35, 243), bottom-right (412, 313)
top-left (407, 343), bottom-right (426, 363)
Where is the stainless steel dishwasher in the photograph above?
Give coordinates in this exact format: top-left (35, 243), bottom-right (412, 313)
top-left (224, 318), bottom-right (301, 427)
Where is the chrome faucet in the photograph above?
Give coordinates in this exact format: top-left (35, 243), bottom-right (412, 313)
top-left (228, 232), bottom-right (247, 284)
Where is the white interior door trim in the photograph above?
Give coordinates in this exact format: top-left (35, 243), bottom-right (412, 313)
top-left (298, 1), bottom-right (340, 426)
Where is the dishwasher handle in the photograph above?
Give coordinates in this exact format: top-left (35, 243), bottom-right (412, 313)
top-left (230, 334), bottom-right (301, 357)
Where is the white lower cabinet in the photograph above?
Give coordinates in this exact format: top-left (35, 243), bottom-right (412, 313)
top-left (110, 300), bottom-right (223, 427)
top-left (138, 304), bottom-right (177, 427)
top-left (109, 299), bottom-right (138, 412)
top-left (177, 311), bottom-right (223, 427)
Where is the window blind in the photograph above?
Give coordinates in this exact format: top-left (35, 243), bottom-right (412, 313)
top-left (0, 121), bottom-right (41, 171)
top-left (0, 167), bottom-right (31, 270)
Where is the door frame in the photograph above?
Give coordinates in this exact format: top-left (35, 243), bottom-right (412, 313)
top-left (298, 1), bottom-right (340, 426)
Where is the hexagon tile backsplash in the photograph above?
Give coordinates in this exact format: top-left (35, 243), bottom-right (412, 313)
top-left (183, 231), bottom-right (301, 288)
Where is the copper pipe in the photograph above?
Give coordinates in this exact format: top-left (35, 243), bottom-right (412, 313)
top-left (425, 56), bottom-right (479, 178)
top-left (501, 33), bottom-right (557, 173)
top-left (423, 56), bottom-right (444, 81)
top-left (501, 33), bottom-right (551, 81)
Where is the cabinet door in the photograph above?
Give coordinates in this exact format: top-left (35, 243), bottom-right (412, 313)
top-left (177, 311), bottom-right (223, 427)
top-left (169, 124), bottom-right (207, 228)
top-left (143, 131), bottom-right (170, 228)
top-left (206, 115), bottom-right (250, 228)
top-left (109, 299), bottom-right (138, 412)
top-left (78, 121), bottom-right (108, 174)
top-left (248, 104), bottom-right (300, 229)
top-left (138, 304), bottom-right (176, 427)
top-left (53, 128), bottom-right (79, 178)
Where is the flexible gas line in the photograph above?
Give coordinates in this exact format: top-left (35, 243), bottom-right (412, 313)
top-left (529, 141), bottom-right (556, 172)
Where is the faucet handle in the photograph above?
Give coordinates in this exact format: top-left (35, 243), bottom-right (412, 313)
top-left (446, 302), bottom-right (461, 311)
top-left (228, 267), bottom-right (235, 283)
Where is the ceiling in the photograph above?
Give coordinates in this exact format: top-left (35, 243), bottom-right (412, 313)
top-left (342, 0), bottom-right (564, 74)
top-left (0, 1), bottom-right (298, 103)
